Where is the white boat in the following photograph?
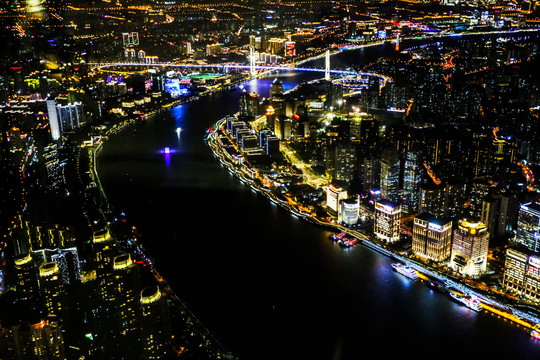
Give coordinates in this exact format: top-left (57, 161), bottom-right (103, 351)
top-left (391, 263), bottom-right (418, 280)
top-left (450, 292), bottom-right (483, 312)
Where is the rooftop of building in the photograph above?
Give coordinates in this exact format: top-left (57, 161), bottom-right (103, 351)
top-left (415, 212), bottom-right (451, 226)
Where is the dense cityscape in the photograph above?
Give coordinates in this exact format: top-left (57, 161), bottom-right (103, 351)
top-left (2, 0), bottom-right (540, 358)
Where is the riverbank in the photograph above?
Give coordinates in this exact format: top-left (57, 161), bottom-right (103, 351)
top-left (206, 113), bottom-right (540, 335)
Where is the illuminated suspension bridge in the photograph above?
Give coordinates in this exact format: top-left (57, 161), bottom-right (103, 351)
top-left (92, 50), bottom-right (392, 86)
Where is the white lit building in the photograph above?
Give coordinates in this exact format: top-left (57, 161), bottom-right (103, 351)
top-left (503, 245), bottom-right (540, 303)
top-left (340, 197), bottom-right (360, 225)
top-left (374, 200), bottom-right (401, 243)
top-left (326, 185), bottom-right (348, 215)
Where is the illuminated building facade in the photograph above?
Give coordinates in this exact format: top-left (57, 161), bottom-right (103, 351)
top-left (14, 253), bottom-right (39, 303)
top-left (380, 149), bottom-right (401, 204)
top-left (93, 229), bottom-right (118, 308)
top-left (113, 253), bottom-right (140, 339)
top-left (285, 41), bottom-right (296, 57)
top-left (39, 262), bottom-right (65, 318)
top-left (450, 220), bottom-right (489, 277)
top-left (374, 200), bottom-right (401, 243)
top-left (122, 32), bottom-right (139, 47)
top-left (141, 286), bottom-right (170, 360)
top-left (418, 183), bottom-right (446, 217)
top-left (47, 100), bottom-right (85, 141)
top-left (515, 202), bottom-right (540, 253)
top-left (412, 213), bottom-right (452, 262)
top-left (402, 150), bottom-right (421, 213)
top-left (340, 197), bottom-right (360, 225)
top-left (503, 244), bottom-right (540, 303)
top-left (8, 320), bottom-right (66, 359)
top-left (326, 185), bottom-right (348, 215)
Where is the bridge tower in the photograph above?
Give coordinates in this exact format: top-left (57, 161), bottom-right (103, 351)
top-left (250, 47), bottom-right (256, 77)
top-left (325, 50), bottom-right (330, 81)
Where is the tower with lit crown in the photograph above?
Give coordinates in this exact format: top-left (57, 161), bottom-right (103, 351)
top-left (93, 229), bottom-right (118, 308)
top-left (450, 219), bottom-right (489, 276)
top-left (39, 262), bottom-right (65, 319)
top-left (140, 285), bottom-right (171, 360)
top-left (113, 253), bottom-right (140, 341)
top-left (14, 253), bottom-right (39, 304)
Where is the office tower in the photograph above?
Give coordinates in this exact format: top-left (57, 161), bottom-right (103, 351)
top-left (380, 149), bottom-right (401, 203)
top-left (503, 244), bottom-right (540, 303)
top-left (113, 254), bottom-right (140, 339)
top-left (140, 286), bottom-right (170, 360)
top-left (47, 100), bottom-right (85, 141)
top-left (269, 78), bottom-right (284, 99)
top-left (326, 184), bottom-right (348, 214)
top-left (47, 100), bottom-right (61, 141)
top-left (374, 200), bottom-right (401, 243)
top-left (93, 229), bottom-right (118, 308)
top-left (340, 197), bottom-right (360, 225)
top-left (39, 262), bottom-right (65, 318)
top-left (402, 150), bottom-right (422, 213)
top-left (445, 179), bottom-right (467, 218)
top-left (362, 155), bottom-right (380, 194)
top-left (412, 213), bottom-right (452, 262)
top-left (469, 177), bottom-right (492, 218)
top-left (327, 142), bottom-right (357, 183)
top-left (515, 202), bottom-right (540, 253)
top-left (480, 193), bottom-right (500, 240)
top-left (450, 220), bottom-right (489, 277)
top-left (239, 90), bottom-right (260, 118)
top-left (418, 183), bottom-right (446, 217)
top-left (14, 253), bottom-right (39, 304)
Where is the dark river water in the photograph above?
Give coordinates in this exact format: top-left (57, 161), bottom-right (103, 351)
top-left (97, 32), bottom-right (540, 359)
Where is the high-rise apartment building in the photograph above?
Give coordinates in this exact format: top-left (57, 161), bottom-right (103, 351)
top-left (93, 229), bottom-right (118, 308)
top-left (39, 262), bottom-right (65, 318)
top-left (113, 253), bottom-right (140, 339)
top-left (141, 286), bottom-right (170, 360)
top-left (14, 253), bottom-right (39, 303)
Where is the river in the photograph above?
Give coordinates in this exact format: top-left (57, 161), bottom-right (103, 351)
top-left (97, 32), bottom-right (540, 359)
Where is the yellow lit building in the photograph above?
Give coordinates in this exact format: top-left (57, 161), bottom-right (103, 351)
top-left (450, 219), bottom-right (489, 277)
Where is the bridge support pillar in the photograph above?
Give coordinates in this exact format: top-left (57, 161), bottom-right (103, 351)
top-left (250, 47), bottom-right (256, 77)
top-left (325, 50), bottom-right (330, 81)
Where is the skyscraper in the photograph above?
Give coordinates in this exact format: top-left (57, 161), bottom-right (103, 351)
top-left (140, 286), bottom-right (170, 360)
top-left (418, 183), bottom-right (446, 217)
top-left (412, 213), bottom-right (452, 262)
top-left (402, 150), bottom-right (422, 213)
top-left (113, 253), bottom-right (140, 339)
top-left (39, 262), bottom-right (65, 318)
top-left (515, 202), bottom-right (540, 253)
top-left (269, 78), bottom-right (284, 99)
top-left (14, 253), bottom-right (39, 304)
top-left (93, 229), bottom-right (118, 309)
top-left (374, 200), bottom-right (401, 243)
top-left (380, 149), bottom-right (401, 204)
top-left (450, 220), bottom-right (489, 277)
